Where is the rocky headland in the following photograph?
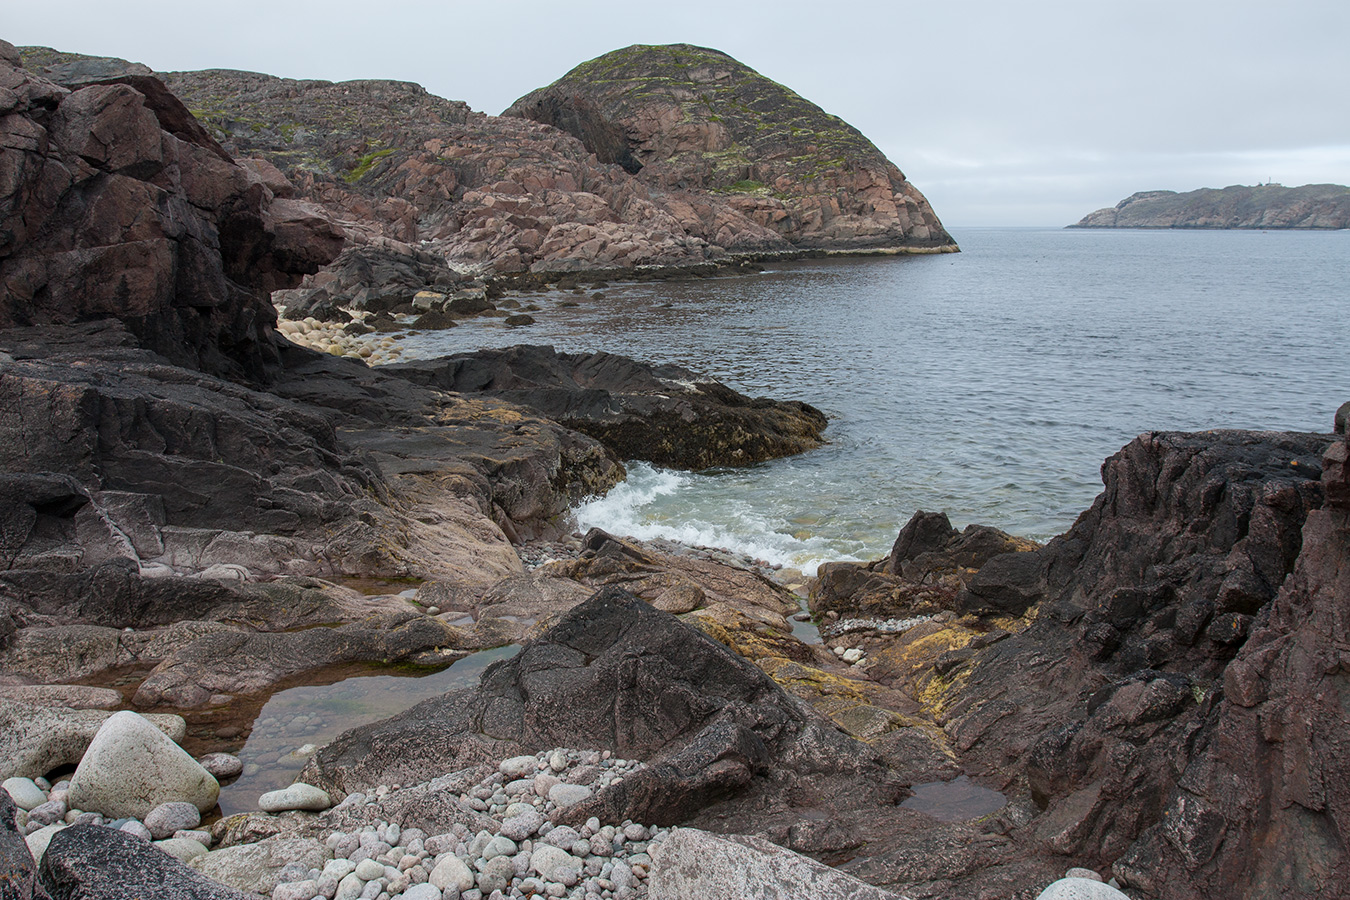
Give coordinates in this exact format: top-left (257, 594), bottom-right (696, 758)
top-left (1070, 183), bottom-right (1350, 229)
top-left (2, 32), bottom-right (1349, 900)
top-left (19, 41), bottom-right (955, 285)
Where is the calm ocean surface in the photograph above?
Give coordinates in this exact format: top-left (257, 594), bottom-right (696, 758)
top-left (400, 227), bottom-right (1350, 572)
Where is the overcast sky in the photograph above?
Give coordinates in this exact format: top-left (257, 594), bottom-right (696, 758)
top-left (7, 0), bottom-right (1349, 226)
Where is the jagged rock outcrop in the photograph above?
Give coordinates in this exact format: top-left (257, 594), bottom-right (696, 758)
top-left (1109, 425), bottom-right (1350, 898)
top-left (506, 44), bottom-right (955, 252)
top-left (386, 344), bottom-right (829, 469)
top-left (907, 428), bottom-right (1334, 896)
top-left (1070, 184), bottom-right (1350, 229)
top-left (0, 41), bottom-right (341, 383)
top-left (810, 510), bottom-right (1039, 621)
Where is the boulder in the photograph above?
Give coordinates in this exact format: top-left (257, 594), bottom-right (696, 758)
top-left (647, 827), bottom-right (906, 900)
top-left (256, 783), bottom-right (330, 813)
top-left (143, 802), bottom-right (201, 840)
top-left (39, 825), bottom-right (254, 900)
top-left (187, 835), bottom-right (328, 896)
top-left (66, 711), bottom-right (219, 818)
top-left (2, 779), bottom-right (46, 812)
top-left (0, 701), bottom-right (185, 781)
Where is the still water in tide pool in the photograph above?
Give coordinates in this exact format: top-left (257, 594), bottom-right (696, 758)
top-left (219, 646), bottom-right (518, 815)
top-left (399, 227), bottom-right (1349, 573)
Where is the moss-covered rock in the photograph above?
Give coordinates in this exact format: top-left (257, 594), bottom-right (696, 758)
top-left (506, 43), bottom-right (955, 251)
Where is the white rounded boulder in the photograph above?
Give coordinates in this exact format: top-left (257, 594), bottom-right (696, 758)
top-left (67, 711), bottom-right (219, 818)
top-left (1036, 878), bottom-right (1131, 900)
top-left (257, 782), bottom-right (331, 813)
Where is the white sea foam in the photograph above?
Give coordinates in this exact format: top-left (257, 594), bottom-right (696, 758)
top-left (573, 462), bottom-right (860, 576)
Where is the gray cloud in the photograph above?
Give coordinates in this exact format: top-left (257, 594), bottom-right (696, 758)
top-left (8, 0), bottom-right (1347, 225)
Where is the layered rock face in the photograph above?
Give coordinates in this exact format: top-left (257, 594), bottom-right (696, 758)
top-left (506, 44), bottom-right (955, 251)
top-left (921, 428), bottom-right (1336, 897)
top-left (1110, 426), bottom-right (1350, 897)
top-left (1071, 183), bottom-right (1350, 229)
top-left (0, 42), bottom-right (341, 383)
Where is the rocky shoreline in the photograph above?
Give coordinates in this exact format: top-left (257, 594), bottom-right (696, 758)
top-left (3, 34), bottom-right (1349, 900)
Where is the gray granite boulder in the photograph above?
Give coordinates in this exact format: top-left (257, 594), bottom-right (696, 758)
top-left (0, 700), bottom-right (185, 781)
top-left (66, 712), bottom-right (218, 818)
top-left (39, 825), bottom-right (253, 900)
top-left (0, 786), bottom-right (49, 900)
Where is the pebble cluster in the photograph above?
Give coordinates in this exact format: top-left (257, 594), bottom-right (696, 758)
top-left (277, 317), bottom-right (406, 365)
top-left (821, 614), bottom-right (934, 638)
top-left (272, 748), bottom-right (667, 900)
top-left (3, 773), bottom-right (219, 862)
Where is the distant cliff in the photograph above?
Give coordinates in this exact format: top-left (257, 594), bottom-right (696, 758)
top-left (1070, 183), bottom-right (1350, 229)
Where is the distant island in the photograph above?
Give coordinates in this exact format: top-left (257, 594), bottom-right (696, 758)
top-left (1069, 183), bottom-right (1350, 229)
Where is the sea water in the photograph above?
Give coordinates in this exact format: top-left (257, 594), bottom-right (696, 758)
top-left (398, 227), bottom-right (1349, 573)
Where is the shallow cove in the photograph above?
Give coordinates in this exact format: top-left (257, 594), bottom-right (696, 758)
top-left (398, 227), bottom-right (1349, 572)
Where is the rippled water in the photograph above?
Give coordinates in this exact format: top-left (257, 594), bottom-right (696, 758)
top-left (400, 228), bottom-right (1349, 572)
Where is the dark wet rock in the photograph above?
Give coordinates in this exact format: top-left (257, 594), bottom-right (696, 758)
top-left (810, 511), bottom-right (1035, 621)
top-left (303, 588), bottom-right (894, 828)
top-left (386, 345), bottom-right (827, 469)
top-left (810, 561), bottom-right (958, 621)
top-left (39, 824), bottom-right (253, 900)
top-left (1108, 427), bottom-right (1350, 898)
top-left (1, 786), bottom-right (49, 900)
top-left (917, 429), bottom-right (1331, 887)
top-left (886, 511), bottom-right (1039, 582)
top-left (0, 54), bottom-right (341, 385)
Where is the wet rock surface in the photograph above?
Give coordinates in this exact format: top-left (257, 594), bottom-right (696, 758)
top-left (387, 344), bottom-right (828, 469)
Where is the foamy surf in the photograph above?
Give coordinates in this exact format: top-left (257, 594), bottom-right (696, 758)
top-left (573, 462), bottom-right (861, 576)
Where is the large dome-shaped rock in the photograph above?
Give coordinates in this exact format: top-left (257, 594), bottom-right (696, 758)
top-left (66, 711), bottom-right (219, 818)
top-left (303, 587), bottom-right (894, 829)
top-left (40, 825), bottom-right (253, 900)
top-left (506, 44), bottom-right (955, 252)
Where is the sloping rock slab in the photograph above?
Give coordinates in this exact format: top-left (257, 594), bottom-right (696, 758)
top-left (303, 588), bottom-right (887, 825)
top-left (39, 825), bottom-right (254, 900)
top-left (648, 827), bottom-right (908, 900)
top-left (386, 345), bottom-right (827, 469)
